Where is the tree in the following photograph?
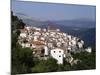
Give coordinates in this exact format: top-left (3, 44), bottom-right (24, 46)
top-left (11, 11), bottom-right (25, 31)
top-left (57, 64), bottom-right (64, 71)
top-left (12, 46), bottom-right (34, 74)
top-left (11, 11), bottom-right (34, 74)
top-left (32, 58), bottom-right (58, 73)
top-left (45, 58), bottom-right (58, 72)
top-left (71, 51), bottom-right (96, 70)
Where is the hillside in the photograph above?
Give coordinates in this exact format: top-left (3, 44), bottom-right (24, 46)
top-left (15, 14), bottom-right (96, 48)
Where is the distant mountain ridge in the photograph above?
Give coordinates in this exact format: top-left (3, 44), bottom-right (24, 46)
top-left (52, 19), bottom-right (95, 28)
top-left (14, 12), bottom-right (96, 28)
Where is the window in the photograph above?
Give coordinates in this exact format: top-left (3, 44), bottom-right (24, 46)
top-left (41, 49), bottom-right (44, 54)
top-left (35, 51), bottom-right (37, 53)
top-left (59, 55), bottom-right (61, 57)
top-left (30, 44), bottom-right (32, 46)
top-left (59, 51), bottom-right (61, 53)
top-left (67, 50), bottom-right (70, 53)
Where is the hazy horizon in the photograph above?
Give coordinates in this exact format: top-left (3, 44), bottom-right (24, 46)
top-left (11, 0), bottom-right (96, 21)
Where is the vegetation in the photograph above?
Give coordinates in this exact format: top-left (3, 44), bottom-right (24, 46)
top-left (71, 51), bottom-right (96, 70)
top-left (32, 58), bottom-right (58, 73)
top-left (11, 11), bottom-right (34, 74)
top-left (12, 46), bottom-right (34, 74)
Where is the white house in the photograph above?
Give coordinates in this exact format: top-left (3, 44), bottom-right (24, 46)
top-left (40, 37), bottom-right (45, 41)
top-left (44, 46), bottom-right (49, 56)
top-left (31, 44), bottom-right (36, 49)
top-left (48, 43), bottom-right (53, 48)
top-left (67, 35), bottom-right (72, 40)
top-left (33, 36), bottom-right (38, 41)
top-left (25, 43), bottom-right (31, 48)
top-left (81, 40), bottom-right (84, 44)
top-left (67, 46), bottom-right (72, 51)
top-left (57, 42), bottom-right (61, 47)
top-left (21, 43), bottom-right (25, 48)
top-left (25, 26), bottom-right (30, 31)
top-left (77, 42), bottom-right (83, 48)
top-left (34, 32), bottom-right (41, 36)
top-left (33, 27), bottom-right (41, 31)
top-left (20, 33), bottom-right (27, 38)
top-left (85, 47), bottom-right (92, 53)
top-left (68, 41), bottom-right (72, 46)
top-left (43, 28), bottom-right (46, 32)
top-left (71, 40), bottom-right (76, 46)
top-left (50, 48), bottom-right (64, 64)
top-left (56, 29), bottom-right (60, 32)
top-left (20, 42), bottom-right (30, 48)
top-left (63, 33), bottom-right (67, 37)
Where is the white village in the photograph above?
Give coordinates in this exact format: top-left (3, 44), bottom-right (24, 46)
top-left (18, 26), bottom-right (92, 65)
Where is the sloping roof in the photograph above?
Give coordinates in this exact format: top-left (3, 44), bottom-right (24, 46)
top-left (20, 29), bottom-right (28, 33)
top-left (32, 40), bottom-right (45, 45)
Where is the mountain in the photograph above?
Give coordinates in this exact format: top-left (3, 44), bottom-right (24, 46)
top-left (15, 14), bottom-right (96, 48)
top-left (14, 12), bottom-right (95, 28)
top-left (14, 12), bottom-right (30, 19)
top-left (52, 19), bottom-right (96, 28)
top-left (22, 18), bottom-right (43, 27)
top-left (78, 28), bottom-right (96, 48)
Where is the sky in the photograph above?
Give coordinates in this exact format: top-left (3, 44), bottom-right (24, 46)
top-left (11, 0), bottom-right (96, 21)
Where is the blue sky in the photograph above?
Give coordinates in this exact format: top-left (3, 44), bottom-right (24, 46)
top-left (11, 0), bottom-right (96, 21)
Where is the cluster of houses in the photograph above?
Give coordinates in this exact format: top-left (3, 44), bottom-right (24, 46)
top-left (18, 26), bottom-right (92, 65)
